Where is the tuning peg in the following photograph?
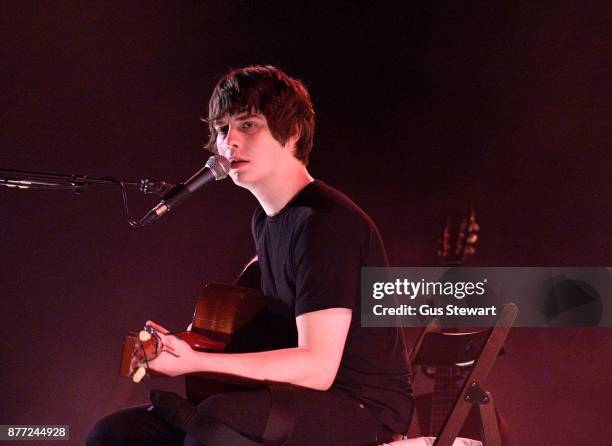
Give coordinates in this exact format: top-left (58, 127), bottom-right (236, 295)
top-left (132, 366), bottom-right (146, 383)
top-left (138, 330), bottom-right (152, 342)
top-left (468, 222), bottom-right (480, 233)
top-left (466, 234), bottom-right (478, 244)
top-left (465, 246), bottom-right (476, 255)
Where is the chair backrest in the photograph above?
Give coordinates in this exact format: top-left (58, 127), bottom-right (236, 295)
top-left (409, 303), bottom-right (518, 446)
top-left (411, 329), bottom-right (492, 368)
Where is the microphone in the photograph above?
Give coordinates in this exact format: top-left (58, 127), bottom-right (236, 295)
top-left (139, 155), bottom-right (230, 226)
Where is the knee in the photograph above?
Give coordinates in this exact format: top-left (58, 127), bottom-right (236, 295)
top-left (196, 392), bottom-right (249, 422)
top-left (85, 418), bottom-right (116, 446)
top-left (85, 412), bottom-right (133, 446)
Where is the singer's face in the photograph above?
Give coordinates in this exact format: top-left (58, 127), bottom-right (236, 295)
top-left (214, 112), bottom-right (287, 189)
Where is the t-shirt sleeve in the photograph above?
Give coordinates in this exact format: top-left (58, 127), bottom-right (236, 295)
top-left (291, 212), bottom-right (362, 317)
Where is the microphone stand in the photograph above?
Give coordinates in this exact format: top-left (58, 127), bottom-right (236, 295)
top-left (0, 168), bottom-right (176, 227)
top-left (0, 168), bottom-right (174, 196)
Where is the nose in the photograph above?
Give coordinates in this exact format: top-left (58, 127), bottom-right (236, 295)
top-left (225, 125), bottom-right (240, 149)
top-left (217, 126), bottom-right (238, 158)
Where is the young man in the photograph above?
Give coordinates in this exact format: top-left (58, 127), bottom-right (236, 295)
top-left (87, 65), bottom-right (412, 445)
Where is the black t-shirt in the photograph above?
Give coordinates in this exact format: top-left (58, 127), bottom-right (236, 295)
top-left (252, 180), bottom-right (412, 433)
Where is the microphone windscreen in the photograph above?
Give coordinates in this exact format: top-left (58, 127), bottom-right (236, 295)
top-left (206, 155), bottom-right (230, 180)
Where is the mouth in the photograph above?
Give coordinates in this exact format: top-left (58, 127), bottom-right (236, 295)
top-left (229, 159), bottom-right (249, 169)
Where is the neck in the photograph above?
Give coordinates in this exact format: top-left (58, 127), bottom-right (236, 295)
top-left (250, 162), bottom-right (314, 216)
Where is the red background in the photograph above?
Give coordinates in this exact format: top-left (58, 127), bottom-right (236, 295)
top-left (1, 2), bottom-right (610, 444)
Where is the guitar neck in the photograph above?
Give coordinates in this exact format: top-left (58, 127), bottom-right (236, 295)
top-left (428, 208), bottom-right (479, 435)
top-left (429, 366), bottom-right (462, 436)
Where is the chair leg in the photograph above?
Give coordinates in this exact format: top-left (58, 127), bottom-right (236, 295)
top-left (479, 392), bottom-right (501, 446)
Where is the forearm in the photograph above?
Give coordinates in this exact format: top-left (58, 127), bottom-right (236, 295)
top-left (186, 347), bottom-right (336, 390)
top-left (145, 309), bottom-right (350, 390)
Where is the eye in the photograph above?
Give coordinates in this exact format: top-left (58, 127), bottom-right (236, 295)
top-left (242, 121), bottom-right (255, 129)
top-left (216, 125), bottom-right (229, 135)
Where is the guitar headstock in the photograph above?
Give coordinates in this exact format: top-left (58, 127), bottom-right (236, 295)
top-left (436, 208), bottom-right (480, 266)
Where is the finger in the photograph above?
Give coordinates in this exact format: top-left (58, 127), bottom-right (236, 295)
top-left (131, 349), bottom-right (147, 366)
top-left (155, 335), bottom-right (180, 355)
top-left (145, 320), bottom-right (169, 334)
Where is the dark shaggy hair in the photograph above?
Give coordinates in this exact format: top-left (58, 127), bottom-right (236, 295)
top-left (205, 65), bottom-right (315, 164)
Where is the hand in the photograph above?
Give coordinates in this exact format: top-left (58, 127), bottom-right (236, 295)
top-left (137, 321), bottom-right (197, 377)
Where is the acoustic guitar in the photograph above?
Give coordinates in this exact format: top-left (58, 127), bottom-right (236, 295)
top-left (120, 280), bottom-right (296, 403)
top-left (411, 209), bottom-right (507, 442)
